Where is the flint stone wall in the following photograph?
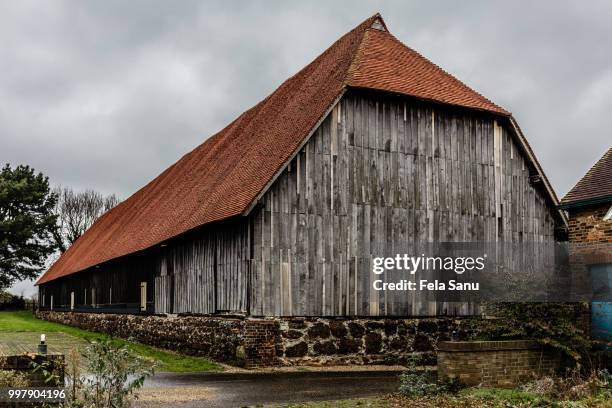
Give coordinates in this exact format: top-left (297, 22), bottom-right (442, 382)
top-left (277, 317), bottom-right (461, 366)
top-left (36, 311), bottom-right (278, 368)
top-left (37, 311), bottom-right (466, 368)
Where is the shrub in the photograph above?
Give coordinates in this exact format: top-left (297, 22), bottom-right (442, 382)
top-left (33, 339), bottom-right (156, 408)
top-left (398, 356), bottom-right (444, 397)
top-left (463, 303), bottom-right (596, 370)
top-left (399, 371), bottom-right (442, 397)
top-left (76, 339), bottom-right (156, 407)
top-left (520, 368), bottom-right (612, 401)
top-left (465, 388), bottom-right (553, 406)
top-left (0, 370), bottom-right (29, 387)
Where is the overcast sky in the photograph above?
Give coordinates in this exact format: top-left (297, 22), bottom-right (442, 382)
top-left (3, 1), bottom-right (611, 295)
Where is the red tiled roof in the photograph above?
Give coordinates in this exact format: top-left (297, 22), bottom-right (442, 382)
top-left (38, 14), bottom-right (511, 284)
top-left (561, 147), bottom-right (612, 207)
top-left (347, 28), bottom-right (508, 114)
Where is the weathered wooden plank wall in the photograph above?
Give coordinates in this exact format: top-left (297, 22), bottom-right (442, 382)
top-left (249, 91), bottom-right (557, 317)
top-left (40, 91), bottom-right (559, 317)
top-left (41, 220), bottom-right (251, 315)
top-left (169, 221), bottom-right (250, 314)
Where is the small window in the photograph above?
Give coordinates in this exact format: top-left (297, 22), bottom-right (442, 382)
top-left (50, 295), bottom-right (54, 310)
top-left (70, 291), bottom-right (75, 310)
top-left (604, 205), bottom-right (612, 221)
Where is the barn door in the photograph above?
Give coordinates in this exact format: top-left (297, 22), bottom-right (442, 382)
top-left (140, 282), bottom-right (147, 312)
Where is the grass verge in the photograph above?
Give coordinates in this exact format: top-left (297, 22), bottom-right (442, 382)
top-left (266, 388), bottom-right (612, 407)
top-left (0, 310), bottom-right (222, 373)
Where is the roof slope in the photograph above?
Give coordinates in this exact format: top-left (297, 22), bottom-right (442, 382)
top-left (39, 14), bottom-right (511, 284)
top-left (561, 147), bottom-right (612, 207)
top-left (347, 28), bottom-right (507, 114)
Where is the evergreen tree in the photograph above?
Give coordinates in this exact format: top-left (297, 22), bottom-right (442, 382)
top-left (0, 164), bottom-right (57, 289)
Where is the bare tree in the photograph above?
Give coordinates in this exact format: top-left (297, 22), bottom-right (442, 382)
top-left (52, 186), bottom-right (120, 253)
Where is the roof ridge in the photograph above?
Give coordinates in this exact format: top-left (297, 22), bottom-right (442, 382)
top-left (343, 26), bottom-right (372, 85)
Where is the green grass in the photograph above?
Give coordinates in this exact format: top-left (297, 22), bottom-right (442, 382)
top-left (462, 388), bottom-right (554, 406)
top-left (264, 389), bottom-right (612, 407)
top-left (0, 310), bottom-right (222, 373)
top-left (265, 398), bottom-right (389, 407)
top-left (460, 388), bottom-right (612, 408)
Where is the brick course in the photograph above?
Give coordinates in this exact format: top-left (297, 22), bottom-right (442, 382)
top-left (437, 340), bottom-right (560, 387)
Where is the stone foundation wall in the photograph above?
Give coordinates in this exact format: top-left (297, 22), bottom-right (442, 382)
top-left (437, 340), bottom-right (560, 388)
top-left (276, 317), bottom-right (461, 366)
top-left (36, 311), bottom-right (278, 368)
top-left (37, 311), bottom-right (466, 368)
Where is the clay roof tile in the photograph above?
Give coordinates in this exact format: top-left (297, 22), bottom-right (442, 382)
top-left (561, 147), bottom-right (612, 207)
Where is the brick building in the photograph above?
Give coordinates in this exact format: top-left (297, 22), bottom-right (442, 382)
top-left (560, 147), bottom-right (612, 341)
top-left (560, 147), bottom-right (612, 244)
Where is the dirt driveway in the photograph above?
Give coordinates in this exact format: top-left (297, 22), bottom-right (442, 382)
top-left (136, 370), bottom-right (401, 407)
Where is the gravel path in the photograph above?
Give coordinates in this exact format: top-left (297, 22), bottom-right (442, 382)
top-left (136, 370), bottom-right (402, 407)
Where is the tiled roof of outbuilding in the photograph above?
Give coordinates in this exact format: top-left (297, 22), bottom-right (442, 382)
top-left (561, 147), bottom-right (612, 208)
top-left (39, 14), bottom-right (521, 284)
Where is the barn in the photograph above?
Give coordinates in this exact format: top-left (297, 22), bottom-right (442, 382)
top-left (37, 14), bottom-right (566, 320)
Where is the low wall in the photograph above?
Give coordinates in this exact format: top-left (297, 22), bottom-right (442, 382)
top-left (437, 340), bottom-right (560, 387)
top-left (0, 354), bottom-right (65, 386)
top-left (277, 317), bottom-right (459, 366)
top-left (36, 311), bottom-right (278, 368)
top-left (37, 311), bottom-right (463, 368)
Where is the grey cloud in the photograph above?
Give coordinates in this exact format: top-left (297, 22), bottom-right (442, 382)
top-left (1, 1), bottom-right (611, 296)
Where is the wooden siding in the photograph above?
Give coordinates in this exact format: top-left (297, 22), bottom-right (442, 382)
top-left (249, 92), bottom-right (557, 316)
top-left (163, 220), bottom-right (250, 314)
top-left (40, 220), bottom-right (251, 315)
top-left (39, 91), bottom-right (559, 317)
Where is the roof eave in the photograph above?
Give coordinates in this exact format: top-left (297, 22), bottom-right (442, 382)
top-left (559, 195), bottom-right (612, 210)
top-left (507, 117), bottom-right (568, 227)
top-left (345, 85), bottom-right (511, 117)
